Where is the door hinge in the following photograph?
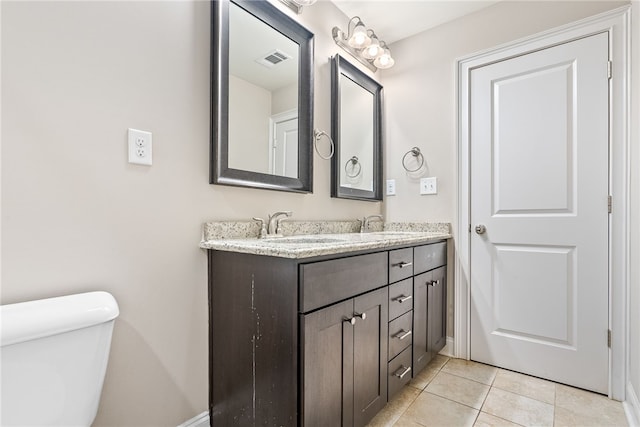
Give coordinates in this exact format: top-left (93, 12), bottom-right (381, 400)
top-left (608, 329), bottom-right (612, 348)
top-left (608, 195), bottom-right (612, 213)
top-left (608, 61), bottom-right (612, 79)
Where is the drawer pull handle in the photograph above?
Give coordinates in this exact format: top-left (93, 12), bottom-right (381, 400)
top-left (344, 317), bottom-right (356, 325)
top-left (394, 261), bottom-right (413, 269)
top-left (354, 312), bottom-right (366, 321)
top-left (393, 329), bottom-right (412, 340)
top-left (395, 295), bottom-right (413, 303)
top-left (393, 365), bottom-right (412, 379)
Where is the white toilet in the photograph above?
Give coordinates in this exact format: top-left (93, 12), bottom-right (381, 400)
top-left (0, 291), bottom-right (119, 426)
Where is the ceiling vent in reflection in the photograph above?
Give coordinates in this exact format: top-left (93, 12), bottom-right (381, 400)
top-left (255, 49), bottom-right (291, 68)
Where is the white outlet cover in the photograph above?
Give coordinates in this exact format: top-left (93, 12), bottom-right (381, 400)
top-left (128, 128), bottom-right (152, 166)
top-left (420, 177), bottom-right (437, 195)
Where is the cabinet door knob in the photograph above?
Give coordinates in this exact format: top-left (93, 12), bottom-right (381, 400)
top-left (354, 312), bottom-right (366, 321)
top-left (393, 365), bottom-right (412, 379)
top-left (393, 329), bottom-right (412, 340)
top-left (396, 295), bottom-right (413, 303)
top-left (344, 317), bottom-right (356, 325)
top-left (428, 280), bottom-right (439, 287)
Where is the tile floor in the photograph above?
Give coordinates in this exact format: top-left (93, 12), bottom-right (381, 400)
top-left (367, 356), bottom-right (628, 427)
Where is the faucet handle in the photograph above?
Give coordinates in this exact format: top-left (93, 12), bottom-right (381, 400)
top-left (252, 217), bottom-right (267, 238)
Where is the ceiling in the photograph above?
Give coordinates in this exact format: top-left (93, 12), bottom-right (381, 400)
top-left (331, 0), bottom-right (501, 44)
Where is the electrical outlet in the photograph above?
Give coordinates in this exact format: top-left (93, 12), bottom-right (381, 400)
top-left (128, 128), bottom-right (152, 165)
top-left (420, 177), bottom-right (437, 195)
top-left (386, 179), bottom-right (396, 196)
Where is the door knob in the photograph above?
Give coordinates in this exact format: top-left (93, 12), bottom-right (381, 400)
top-left (475, 224), bottom-right (486, 235)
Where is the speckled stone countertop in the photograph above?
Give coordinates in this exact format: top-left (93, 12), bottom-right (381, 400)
top-left (200, 220), bottom-right (451, 259)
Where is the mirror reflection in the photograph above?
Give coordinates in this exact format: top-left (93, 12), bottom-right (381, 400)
top-left (228, 3), bottom-right (299, 178)
top-left (331, 54), bottom-right (383, 201)
top-left (340, 75), bottom-right (374, 191)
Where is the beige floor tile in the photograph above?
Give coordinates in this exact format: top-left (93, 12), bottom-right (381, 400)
top-left (402, 392), bottom-right (479, 427)
top-left (441, 358), bottom-right (498, 385)
top-left (426, 371), bottom-right (490, 409)
top-left (554, 406), bottom-right (627, 427)
top-left (427, 354), bottom-right (450, 371)
top-left (367, 386), bottom-right (421, 427)
top-left (393, 416), bottom-right (426, 427)
top-left (409, 365), bottom-right (439, 390)
top-left (474, 412), bottom-right (523, 427)
top-left (482, 387), bottom-right (554, 427)
top-left (492, 369), bottom-right (555, 405)
top-left (555, 384), bottom-right (627, 426)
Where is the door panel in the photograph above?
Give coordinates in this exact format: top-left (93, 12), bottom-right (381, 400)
top-left (301, 300), bottom-right (353, 426)
top-left (353, 287), bottom-right (388, 427)
top-left (470, 32), bottom-right (609, 393)
top-left (429, 266), bottom-right (447, 353)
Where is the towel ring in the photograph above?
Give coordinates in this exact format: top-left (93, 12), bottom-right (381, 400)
top-left (402, 147), bottom-right (425, 172)
top-left (345, 156), bottom-right (362, 178)
top-left (314, 129), bottom-right (334, 160)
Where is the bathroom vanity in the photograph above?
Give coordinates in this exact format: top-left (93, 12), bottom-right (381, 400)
top-left (202, 227), bottom-right (450, 426)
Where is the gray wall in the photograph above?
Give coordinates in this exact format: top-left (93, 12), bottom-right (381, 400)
top-left (0, 1), bottom-right (380, 425)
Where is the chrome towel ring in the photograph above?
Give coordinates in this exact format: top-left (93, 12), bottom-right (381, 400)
top-left (402, 147), bottom-right (425, 172)
top-left (345, 156), bottom-right (362, 178)
top-left (313, 129), bottom-right (334, 160)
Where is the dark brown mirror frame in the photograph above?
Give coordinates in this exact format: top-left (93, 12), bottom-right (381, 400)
top-left (211, 0), bottom-right (314, 193)
top-left (331, 54), bottom-right (383, 201)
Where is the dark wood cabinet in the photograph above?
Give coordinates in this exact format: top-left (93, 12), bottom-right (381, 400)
top-left (207, 239), bottom-right (447, 426)
top-left (429, 266), bottom-right (447, 355)
top-left (413, 243), bottom-right (448, 376)
top-left (301, 284), bottom-right (388, 427)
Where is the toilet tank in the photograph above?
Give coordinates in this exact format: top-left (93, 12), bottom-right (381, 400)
top-left (0, 291), bottom-right (119, 427)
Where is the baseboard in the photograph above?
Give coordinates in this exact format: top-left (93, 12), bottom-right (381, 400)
top-left (438, 336), bottom-right (455, 357)
top-left (624, 382), bottom-right (640, 427)
top-left (177, 411), bottom-right (209, 427)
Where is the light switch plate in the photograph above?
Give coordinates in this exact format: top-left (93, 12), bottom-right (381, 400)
top-left (420, 177), bottom-right (437, 195)
top-left (386, 179), bottom-right (396, 196)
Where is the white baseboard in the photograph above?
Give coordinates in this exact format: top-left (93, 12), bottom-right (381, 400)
top-left (624, 382), bottom-right (640, 427)
top-left (177, 411), bottom-right (209, 427)
top-left (438, 336), bottom-right (455, 357)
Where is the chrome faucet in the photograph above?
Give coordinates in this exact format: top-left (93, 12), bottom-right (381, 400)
top-left (361, 214), bottom-right (383, 233)
top-left (267, 211), bottom-right (292, 236)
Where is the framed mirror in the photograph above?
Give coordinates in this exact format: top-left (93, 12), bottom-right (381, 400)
top-left (211, 0), bottom-right (314, 193)
top-left (331, 55), bottom-right (383, 201)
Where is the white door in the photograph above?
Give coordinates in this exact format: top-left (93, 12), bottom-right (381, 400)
top-left (270, 111), bottom-right (298, 178)
top-left (470, 32), bottom-right (610, 393)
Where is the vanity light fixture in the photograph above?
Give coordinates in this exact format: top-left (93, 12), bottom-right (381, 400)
top-left (278, 0), bottom-right (317, 14)
top-left (332, 17), bottom-right (394, 72)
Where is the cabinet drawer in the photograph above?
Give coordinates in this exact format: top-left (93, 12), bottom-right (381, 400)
top-left (300, 252), bottom-right (388, 313)
top-left (414, 242), bottom-right (446, 275)
top-left (388, 311), bottom-right (412, 360)
top-left (389, 278), bottom-right (413, 320)
top-left (389, 248), bottom-right (413, 283)
top-left (388, 346), bottom-right (412, 400)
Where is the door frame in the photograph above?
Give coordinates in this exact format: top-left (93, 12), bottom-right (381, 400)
top-left (268, 109), bottom-right (298, 175)
top-left (455, 6), bottom-right (630, 400)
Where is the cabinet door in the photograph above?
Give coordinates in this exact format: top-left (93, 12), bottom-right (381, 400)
top-left (412, 272), bottom-right (431, 375)
top-left (353, 287), bottom-right (388, 427)
top-left (429, 266), bottom-right (447, 355)
top-left (301, 299), bottom-right (354, 427)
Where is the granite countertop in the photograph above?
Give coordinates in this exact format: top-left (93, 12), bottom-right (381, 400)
top-left (200, 221), bottom-right (451, 259)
